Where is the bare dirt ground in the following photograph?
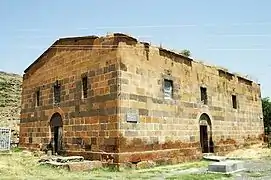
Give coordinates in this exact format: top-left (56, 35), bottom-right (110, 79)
top-left (225, 144), bottom-right (271, 179)
top-left (226, 144), bottom-right (271, 160)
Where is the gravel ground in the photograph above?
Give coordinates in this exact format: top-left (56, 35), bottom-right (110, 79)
top-left (161, 159), bottom-right (271, 180)
top-left (157, 144), bottom-right (271, 180)
top-left (232, 159), bottom-right (271, 180)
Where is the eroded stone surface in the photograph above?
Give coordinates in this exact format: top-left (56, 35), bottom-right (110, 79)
top-left (203, 155), bottom-right (227, 162)
top-left (56, 156), bottom-right (84, 163)
top-left (40, 161), bottom-right (69, 168)
top-left (68, 161), bottom-right (103, 172)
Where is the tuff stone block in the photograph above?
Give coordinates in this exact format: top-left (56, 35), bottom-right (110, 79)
top-left (68, 161), bottom-right (103, 172)
top-left (208, 160), bottom-right (244, 173)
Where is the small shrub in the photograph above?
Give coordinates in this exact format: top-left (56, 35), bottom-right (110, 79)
top-left (180, 49), bottom-right (191, 57)
top-left (12, 147), bottom-right (23, 152)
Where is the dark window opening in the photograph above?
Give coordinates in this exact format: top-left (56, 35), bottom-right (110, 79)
top-left (36, 90), bottom-right (40, 106)
top-left (200, 87), bottom-right (208, 105)
top-left (54, 83), bottom-right (61, 104)
top-left (164, 79), bottom-right (173, 99)
top-left (232, 95), bottom-right (237, 109)
top-left (82, 76), bottom-right (88, 99)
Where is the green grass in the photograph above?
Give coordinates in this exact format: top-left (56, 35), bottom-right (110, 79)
top-left (137, 160), bottom-right (209, 174)
top-left (0, 151), bottom-right (232, 180)
top-left (167, 173), bottom-right (232, 180)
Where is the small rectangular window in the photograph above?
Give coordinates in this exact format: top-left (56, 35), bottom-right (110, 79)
top-left (36, 90), bottom-right (40, 107)
top-left (200, 87), bottom-right (208, 105)
top-left (164, 79), bottom-right (173, 99)
top-left (54, 83), bottom-right (61, 104)
top-left (82, 76), bottom-right (88, 99)
top-left (232, 95), bottom-right (237, 109)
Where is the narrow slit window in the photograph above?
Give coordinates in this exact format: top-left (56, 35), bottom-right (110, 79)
top-left (54, 83), bottom-right (61, 104)
top-left (200, 87), bottom-right (208, 105)
top-left (232, 95), bottom-right (237, 109)
top-left (36, 90), bottom-right (40, 107)
top-left (164, 79), bottom-right (173, 99)
top-left (82, 76), bottom-right (88, 99)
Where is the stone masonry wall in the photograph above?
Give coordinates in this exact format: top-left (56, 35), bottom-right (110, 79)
top-left (20, 36), bottom-right (122, 162)
top-left (20, 33), bottom-right (264, 165)
top-left (117, 41), bottom-right (264, 164)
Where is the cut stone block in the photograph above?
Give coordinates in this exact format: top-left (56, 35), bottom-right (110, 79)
top-left (203, 155), bottom-right (227, 162)
top-left (55, 156), bottom-right (84, 163)
top-left (202, 153), bottom-right (215, 157)
top-left (208, 160), bottom-right (244, 173)
top-left (40, 161), bottom-right (69, 168)
top-left (39, 155), bottom-right (57, 162)
top-left (68, 161), bottom-right (103, 172)
top-left (40, 160), bottom-right (103, 172)
top-left (39, 155), bottom-right (84, 163)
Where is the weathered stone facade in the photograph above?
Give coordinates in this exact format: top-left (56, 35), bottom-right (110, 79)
top-left (20, 33), bottom-right (264, 165)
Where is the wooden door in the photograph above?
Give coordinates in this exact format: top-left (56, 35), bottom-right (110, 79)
top-left (53, 126), bottom-right (63, 154)
top-left (57, 127), bottom-right (63, 153)
top-left (200, 125), bottom-right (209, 153)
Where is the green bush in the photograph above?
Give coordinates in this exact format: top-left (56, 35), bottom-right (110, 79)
top-left (12, 147), bottom-right (23, 152)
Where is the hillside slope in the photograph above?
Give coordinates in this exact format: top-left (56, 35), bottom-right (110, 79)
top-left (0, 71), bottom-right (22, 132)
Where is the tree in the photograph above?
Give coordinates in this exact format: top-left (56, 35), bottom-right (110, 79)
top-left (262, 97), bottom-right (271, 134)
top-left (180, 49), bottom-right (191, 57)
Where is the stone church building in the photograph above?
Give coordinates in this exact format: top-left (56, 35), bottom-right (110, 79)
top-left (20, 33), bottom-right (264, 165)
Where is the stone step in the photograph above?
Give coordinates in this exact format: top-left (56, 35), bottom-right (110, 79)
top-left (55, 156), bottom-right (84, 163)
top-left (208, 160), bottom-right (245, 173)
top-left (40, 160), bottom-right (103, 172)
top-left (203, 153), bottom-right (215, 156)
top-left (39, 155), bottom-right (84, 163)
top-left (203, 155), bottom-right (227, 162)
top-left (40, 161), bottom-right (69, 168)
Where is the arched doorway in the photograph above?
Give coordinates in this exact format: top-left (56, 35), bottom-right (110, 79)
top-left (50, 113), bottom-right (63, 154)
top-left (199, 113), bottom-right (213, 153)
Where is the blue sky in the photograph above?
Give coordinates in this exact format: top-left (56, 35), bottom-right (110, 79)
top-left (1, 0), bottom-right (271, 97)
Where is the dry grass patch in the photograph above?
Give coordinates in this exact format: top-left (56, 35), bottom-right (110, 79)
top-left (0, 151), bottom-right (229, 180)
top-left (226, 144), bottom-right (271, 160)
